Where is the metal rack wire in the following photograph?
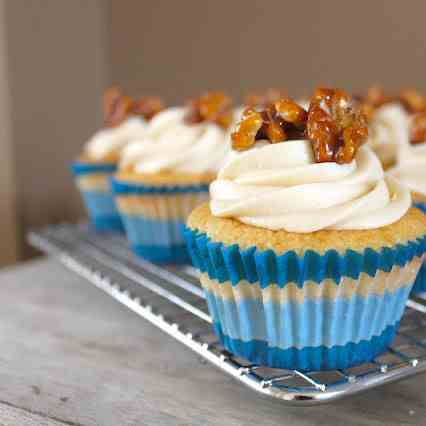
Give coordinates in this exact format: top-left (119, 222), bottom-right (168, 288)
top-left (28, 224), bottom-right (426, 406)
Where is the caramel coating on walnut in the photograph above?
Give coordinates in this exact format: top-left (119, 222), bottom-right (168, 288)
top-left (411, 113), bottom-right (426, 145)
top-left (132, 96), bottom-right (164, 121)
top-left (103, 87), bottom-right (134, 128)
top-left (103, 87), bottom-right (164, 127)
top-left (307, 88), bottom-right (368, 164)
top-left (231, 100), bottom-right (307, 151)
top-left (184, 92), bottom-right (233, 129)
top-left (400, 88), bottom-right (426, 114)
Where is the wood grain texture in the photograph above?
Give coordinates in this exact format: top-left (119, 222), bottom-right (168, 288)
top-left (0, 402), bottom-right (74, 426)
top-left (0, 258), bottom-right (425, 426)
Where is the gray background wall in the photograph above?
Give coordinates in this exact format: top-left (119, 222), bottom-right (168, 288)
top-left (109, 0), bottom-right (426, 103)
top-left (1, 0), bottom-right (426, 264)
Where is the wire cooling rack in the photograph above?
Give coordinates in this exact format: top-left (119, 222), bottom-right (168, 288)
top-left (28, 224), bottom-right (426, 406)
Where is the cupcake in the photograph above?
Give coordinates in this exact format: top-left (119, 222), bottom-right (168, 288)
top-left (355, 87), bottom-right (406, 170)
top-left (389, 97), bottom-right (426, 293)
top-left (184, 88), bottom-right (426, 371)
top-left (72, 87), bottom-right (163, 232)
top-left (111, 92), bottom-right (234, 264)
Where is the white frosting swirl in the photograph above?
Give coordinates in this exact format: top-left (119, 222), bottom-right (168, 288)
top-left (210, 140), bottom-right (410, 233)
top-left (388, 115), bottom-right (426, 196)
top-left (120, 107), bottom-right (231, 174)
top-left (85, 117), bottom-right (147, 161)
top-left (367, 103), bottom-right (409, 166)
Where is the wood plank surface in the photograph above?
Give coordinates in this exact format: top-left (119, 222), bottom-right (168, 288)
top-left (0, 258), bottom-right (424, 426)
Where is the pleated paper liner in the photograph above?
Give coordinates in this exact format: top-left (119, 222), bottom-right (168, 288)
top-left (184, 226), bottom-right (426, 371)
top-left (412, 202), bottom-right (426, 293)
top-left (112, 177), bottom-right (209, 264)
top-left (71, 161), bottom-right (124, 233)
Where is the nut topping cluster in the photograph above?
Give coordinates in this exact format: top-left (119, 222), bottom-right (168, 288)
top-left (103, 87), bottom-right (164, 128)
top-left (231, 99), bottom-right (307, 151)
top-left (231, 88), bottom-right (368, 164)
top-left (307, 88), bottom-right (369, 164)
top-left (397, 89), bottom-right (426, 145)
top-left (357, 87), bottom-right (426, 145)
top-left (184, 92), bottom-right (233, 129)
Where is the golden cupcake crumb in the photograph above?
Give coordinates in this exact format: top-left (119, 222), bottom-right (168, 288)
top-left (188, 203), bottom-right (426, 255)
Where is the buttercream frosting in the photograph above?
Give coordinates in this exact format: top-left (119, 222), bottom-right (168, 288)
top-left (120, 107), bottom-right (232, 174)
top-left (210, 140), bottom-right (410, 232)
top-left (85, 117), bottom-right (147, 161)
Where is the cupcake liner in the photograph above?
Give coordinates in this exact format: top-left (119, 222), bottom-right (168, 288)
top-left (112, 177), bottom-right (209, 264)
top-left (184, 226), bottom-right (426, 371)
top-left (412, 202), bottom-right (426, 294)
top-left (71, 161), bottom-right (123, 233)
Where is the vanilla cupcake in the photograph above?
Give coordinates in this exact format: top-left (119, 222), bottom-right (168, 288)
top-left (356, 88), bottom-right (405, 170)
top-left (72, 87), bottom-right (163, 232)
top-left (111, 92), bottom-right (234, 263)
top-left (389, 101), bottom-right (426, 293)
top-left (184, 89), bottom-right (426, 371)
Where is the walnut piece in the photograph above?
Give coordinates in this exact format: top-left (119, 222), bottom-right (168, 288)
top-left (400, 88), bottom-right (426, 114)
top-left (103, 87), bottom-right (134, 128)
top-left (411, 113), bottom-right (426, 145)
top-left (103, 87), bottom-right (163, 127)
top-left (230, 108), bottom-right (263, 151)
top-left (132, 96), bottom-right (164, 121)
top-left (184, 92), bottom-right (233, 129)
top-left (307, 88), bottom-right (368, 164)
top-left (231, 99), bottom-right (306, 151)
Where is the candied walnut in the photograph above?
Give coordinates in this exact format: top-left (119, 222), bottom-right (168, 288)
top-left (400, 88), bottom-right (426, 114)
top-left (245, 88), bottom-right (288, 108)
top-left (103, 87), bottom-right (164, 126)
top-left (275, 99), bottom-right (308, 127)
top-left (103, 87), bottom-right (134, 128)
top-left (132, 96), bottom-right (164, 121)
top-left (184, 92), bottom-right (233, 129)
top-left (307, 88), bottom-right (368, 164)
top-left (259, 105), bottom-right (287, 143)
top-left (231, 108), bottom-right (263, 151)
top-left (411, 113), bottom-right (426, 145)
top-left (231, 99), bottom-right (307, 150)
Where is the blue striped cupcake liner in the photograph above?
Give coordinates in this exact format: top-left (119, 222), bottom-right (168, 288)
top-left (71, 161), bottom-right (124, 233)
top-left (184, 226), bottom-right (426, 371)
top-left (412, 202), bottom-right (426, 294)
top-left (111, 177), bottom-right (209, 264)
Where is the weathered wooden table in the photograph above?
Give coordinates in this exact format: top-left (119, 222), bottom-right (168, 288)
top-left (0, 258), bottom-right (425, 426)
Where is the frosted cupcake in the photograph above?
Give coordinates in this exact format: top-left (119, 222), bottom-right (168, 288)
top-left (72, 87), bottom-right (163, 232)
top-left (359, 87), bottom-right (426, 170)
top-left (112, 92), bottom-right (234, 264)
top-left (389, 99), bottom-right (426, 293)
top-left (356, 87), bottom-right (406, 170)
top-left (184, 89), bottom-right (426, 371)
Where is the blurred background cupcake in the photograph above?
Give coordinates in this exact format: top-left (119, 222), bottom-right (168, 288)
top-left (357, 87), bottom-right (405, 170)
top-left (72, 87), bottom-right (163, 232)
top-left (185, 88), bottom-right (426, 371)
top-left (358, 87), bottom-right (426, 170)
top-left (388, 91), bottom-right (426, 293)
top-left (112, 91), bottom-right (235, 264)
